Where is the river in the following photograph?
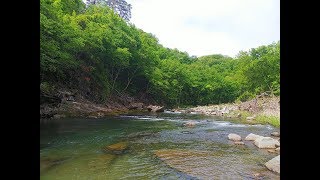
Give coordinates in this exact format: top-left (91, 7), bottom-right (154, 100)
top-left (40, 112), bottom-right (280, 179)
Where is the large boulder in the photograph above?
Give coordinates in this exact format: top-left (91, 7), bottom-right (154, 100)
top-left (245, 133), bottom-right (264, 141)
top-left (254, 137), bottom-right (280, 148)
top-left (147, 105), bottom-right (165, 112)
top-left (228, 133), bottom-right (242, 141)
top-left (265, 155), bottom-right (280, 173)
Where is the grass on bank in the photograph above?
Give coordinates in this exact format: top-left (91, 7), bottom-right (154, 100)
top-left (255, 115), bottom-right (280, 127)
top-left (233, 110), bottom-right (280, 127)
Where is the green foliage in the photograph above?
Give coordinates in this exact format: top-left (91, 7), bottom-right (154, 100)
top-left (40, 0), bottom-right (280, 106)
top-left (256, 115), bottom-right (280, 127)
top-left (236, 91), bottom-right (256, 102)
top-left (40, 82), bottom-right (55, 94)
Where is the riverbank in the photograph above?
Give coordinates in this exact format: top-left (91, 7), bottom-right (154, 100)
top-left (40, 90), bottom-right (164, 119)
top-left (171, 95), bottom-right (280, 127)
top-left (40, 90), bottom-right (280, 127)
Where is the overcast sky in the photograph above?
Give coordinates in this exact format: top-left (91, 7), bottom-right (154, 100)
top-left (126, 0), bottom-right (279, 57)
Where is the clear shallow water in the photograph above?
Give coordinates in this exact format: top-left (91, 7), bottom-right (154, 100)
top-left (40, 113), bottom-right (280, 180)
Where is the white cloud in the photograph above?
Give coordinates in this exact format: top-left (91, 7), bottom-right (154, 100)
top-left (126, 0), bottom-right (280, 57)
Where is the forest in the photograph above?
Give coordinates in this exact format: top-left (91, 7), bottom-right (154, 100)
top-left (40, 0), bottom-right (280, 107)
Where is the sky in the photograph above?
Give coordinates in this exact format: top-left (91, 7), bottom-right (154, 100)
top-left (125, 0), bottom-right (280, 57)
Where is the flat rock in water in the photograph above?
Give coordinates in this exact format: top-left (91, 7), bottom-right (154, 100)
top-left (245, 133), bottom-right (264, 141)
top-left (275, 147), bottom-right (280, 152)
top-left (254, 137), bottom-right (280, 149)
top-left (154, 149), bottom-right (213, 178)
top-left (271, 132), bottom-right (280, 137)
top-left (265, 155), bottom-right (280, 174)
top-left (228, 133), bottom-right (242, 141)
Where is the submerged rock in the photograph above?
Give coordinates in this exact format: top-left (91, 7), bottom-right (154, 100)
top-left (265, 155), bottom-right (280, 173)
top-left (126, 132), bottom-right (154, 138)
top-left (228, 133), bottom-right (242, 141)
top-left (254, 137), bottom-right (280, 149)
top-left (88, 154), bottom-right (116, 170)
top-left (154, 149), bottom-right (212, 177)
top-left (245, 133), bottom-right (264, 141)
top-left (103, 142), bottom-right (128, 154)
top-left (40, 157), bottom-right (69, 173)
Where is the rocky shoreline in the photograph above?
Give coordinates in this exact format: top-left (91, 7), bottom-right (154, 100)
top-left (41, 90), bottom-right (279, 128)
top-left (169, 95), bottom-right (280, 127)
top-left (40, 90), bottom-right (166, 119)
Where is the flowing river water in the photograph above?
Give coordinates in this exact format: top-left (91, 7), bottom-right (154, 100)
top-left (40, 112), bottom-right (280, 179)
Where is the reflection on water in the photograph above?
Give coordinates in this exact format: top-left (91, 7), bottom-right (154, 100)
top-left (40, 113), bottom-right (280, 179)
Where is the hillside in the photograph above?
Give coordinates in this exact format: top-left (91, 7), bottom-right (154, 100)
top-left (40, 0), bottom-right (280, 119)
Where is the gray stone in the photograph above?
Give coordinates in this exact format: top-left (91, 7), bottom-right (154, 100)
top-left (228, 133), bottom-right (242, 141)
top-left (254, 137), bottom-right (280, 148)
top-left (245, 133), bottom-right (264, 141)
top-left (271, 132), bottom-right (280, 137)
top-left (265, 155), bottom-right (280, 173)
